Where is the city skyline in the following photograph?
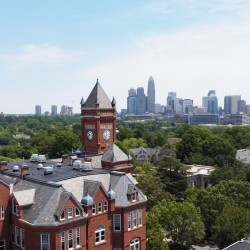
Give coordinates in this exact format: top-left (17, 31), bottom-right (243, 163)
top-left (1, 1), bottom-right (250, 114)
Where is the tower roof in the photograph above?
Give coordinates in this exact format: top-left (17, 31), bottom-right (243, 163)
top-left (82, 79), bottom-right (113, 109)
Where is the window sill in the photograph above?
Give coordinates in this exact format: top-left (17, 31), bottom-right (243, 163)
top-left (95, 240), bottom-right (106, 246)
top-left (128, 225), bottom-right (143, 231)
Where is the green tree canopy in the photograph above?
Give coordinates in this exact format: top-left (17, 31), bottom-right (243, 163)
top-left (151, 200), bottom-right (205, 247)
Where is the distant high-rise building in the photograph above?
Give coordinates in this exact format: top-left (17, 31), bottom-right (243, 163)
top-left (166, 92), bottom-right (177, 110)
top-left (238, 100), bottom-right (246, 113)
top-left (172, 98), bottom-right (183, 114)
top-left (127, 88), bottom-right (137, 114)
top-left (183, 99), bottom-right (193, 114)
top-left (224, 95), bottom-right (241, 114)
top-left (136, 87), bottom-right (147, 115)
top-left (60, 105), bottom-right (73, 116)
top-left (35, 105), bottom-right (42, 116)
top-left (207, 96), bottom-right (218, 114)
top-left (202, 90), bottom-right (218, 113)
top-left (51, 105), bottom-right (57, 116)
top-left (147, 76), bottom-right (155, 113)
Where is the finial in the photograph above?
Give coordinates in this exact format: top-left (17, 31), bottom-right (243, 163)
top-left (96, 79), bottom-right (99, 84)
top-left (111, 97), bottom-right (116, 107)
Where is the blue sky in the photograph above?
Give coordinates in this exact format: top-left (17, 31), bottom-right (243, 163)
top-left (1, 0), bottom-right (250, 114)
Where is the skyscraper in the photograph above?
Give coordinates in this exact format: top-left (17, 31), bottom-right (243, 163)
top-left (166, 92), bottom-right (177, 110)
top-left (202, 90), bottom-right (218, 113)
top-left (51, 105), bottom-right (57, 117)
top-left (147, 76), bottom-right (155, 113)
top-left (224, 95), bottom-right (241, 114)
top-left (127, 88), bottom-right (137, 114)
top-left (136, 87), bottom-right (147, 115)
top-left (35, 105), bottom-right (41, 116)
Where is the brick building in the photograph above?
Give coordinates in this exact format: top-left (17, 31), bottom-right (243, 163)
top-left (0, 80), bottom-right (147, 250)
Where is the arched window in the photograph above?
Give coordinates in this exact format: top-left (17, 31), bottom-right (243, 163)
top-left (130, 238), bottom-right (140, 250)
top-left (95, 224), bottom-right (105, 244)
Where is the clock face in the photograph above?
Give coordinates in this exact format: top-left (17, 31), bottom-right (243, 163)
top-left (103, 130), bottom-right (110, 140)
top-left (87, 130), bottom-right (93, 140)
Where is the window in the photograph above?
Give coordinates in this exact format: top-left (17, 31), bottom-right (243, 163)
top-left (92, 203), bottom-right (96, 214)
top-left (76, 227), bottom-right (80, 246)
top-left (0, 240), bottom-right (5, 250)
top-left (132, 211), bottom-right (137, 228)
top-left (68, 208), bottom-right (73, 219)
top-left (61, 232), bottom-right (65, 250)
top-left (104, 201), bottom-right (108, 212)
top-left (15, 226), bottom-right (20, 246)
top-left (68, 229), bottom-right (73, 249)
top-left (95, 225), bottom-right (105, 244)
top-left (132, 191), bottom-right (136, 202)
top-left (10, 224), bottom-right (15, 243)
top-left (20, 228), bottom-right (25, 249)
top-left (138, 209), bottom-right (142, 226)
top-left (41, 234), bottom-right (50, 250)
top-left (113, 214), bottom-right (121, 231)
top-left (75, 207), bottom-right (80, 216)
top-left (130, 238), bottom-right (140, 250)
top-left (0, 206), bottom-right (4, 220)
top-left (98, 202), bottom-right (102, 213)
top-left (11, 198), bottom-right (19, 215)
top-left (60, 210), bottom-right (65, 220)
top-left (128, 212), bottom-right (131, 229)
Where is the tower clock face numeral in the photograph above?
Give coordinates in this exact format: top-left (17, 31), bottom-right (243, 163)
top-left (103, 130), bottom-right (110, 140)
top-left (87, 130), bottom-right (93, 140)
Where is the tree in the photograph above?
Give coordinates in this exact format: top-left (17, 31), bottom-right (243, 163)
top-left (50, 129), bottom-right (80, 157)
top-left (146, 212), bottom-right (169, 250)
top-left (213, 206), bottom-right (250, 249)
top-left (137, 171), bottom-right (173, 211)
top-left (152, 200), bottom-right (205, 247)
top-left (157, 156), bottom-right (188, 197)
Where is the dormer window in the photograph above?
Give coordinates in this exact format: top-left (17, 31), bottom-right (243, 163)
top-left (132, 191), bottom-right (137, 202)
top-left (60, 210), bottom-right (65, 220)
top-left (68, 208), bottom-right (73, 219)
top-left (75, 207), bottom-right (80, 217)
top-left (104, 201), bottom-right (108, 212)
top-left (98, 202), bottom-right (102, 213)
top-left (92, 203), bottom-right (96, 214)
top-left (11, 198), bottom-right (19, 215)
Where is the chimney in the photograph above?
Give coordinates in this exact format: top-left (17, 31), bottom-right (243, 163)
top-left (20, 164), bottom-right (30, 179)
top-left (0, 161), bottom-right (8, 172)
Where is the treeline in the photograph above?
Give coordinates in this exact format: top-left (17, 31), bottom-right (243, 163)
top-left (1, 116), bottom-right (250, 248)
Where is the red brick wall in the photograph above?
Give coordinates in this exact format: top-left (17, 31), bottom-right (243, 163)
top-left (0, 181), bottom-right (10, 250)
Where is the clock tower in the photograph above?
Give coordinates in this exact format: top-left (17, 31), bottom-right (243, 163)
top-left (80, 79), bottom-right (116, 154)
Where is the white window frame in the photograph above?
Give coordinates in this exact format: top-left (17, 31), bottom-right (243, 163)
top-left (68, 207), bottom-right (73, 219)
top-left (61, 231), bottom-right (65, 250)
top-left (138, 209), bottom-right (142, 226)
top-left (75, 207), bottom-right (80, 217)
top-left (132, 191), bottom-right (136, 202)
top-left (130, 238), bottom-right (140, 250)
top-left (76, 227), bottom-right (81, 247)
top-left (132, 210), bottom-right (137, 228)
top-left (41, 234), bottom-right (50, 250)
top-left (68, 229), bottom-right (74, 250)
top-left (98, 202), bottom-right (102, 213)
top-left (128, 212), bottom-right (131, 229)
top-left (0, 240), bottom-right (5, 250)
top-left (104, 200), bottom-right (108, 212)
top-left (15, 226), bottom-right (20, 246)
top-left (20, 228), bottom-right (25, 249)
top-left (113, 214), bottom-right (121, 231)
top-left (0, 206), bottom-right (4, 220)
top-left (92, 203), bottom-right (96, 214)
top-left (95, 224), bottom-right (106, 244)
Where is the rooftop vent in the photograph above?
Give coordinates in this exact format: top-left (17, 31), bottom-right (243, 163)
top-left (43, 166), bottom-right (53, 175)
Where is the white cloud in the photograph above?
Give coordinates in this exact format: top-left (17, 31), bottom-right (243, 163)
top-left (0, 44), bottom-right (85, 70)
top-left (76, 20), bottom-right (250, 110)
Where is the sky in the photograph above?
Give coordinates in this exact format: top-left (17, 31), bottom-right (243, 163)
top-left (1, 0), bottom-right (250, 114)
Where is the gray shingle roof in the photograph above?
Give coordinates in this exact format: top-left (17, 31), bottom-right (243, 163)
top-left (102, 143), bottom-right (131, 163)
top-left (82, 80), bottom-right (113, 109)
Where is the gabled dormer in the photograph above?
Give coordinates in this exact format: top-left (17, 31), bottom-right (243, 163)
top-left (127, 185), bottom-right (138, 203)
top-left (54, 190), bottom-right (85, 222)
